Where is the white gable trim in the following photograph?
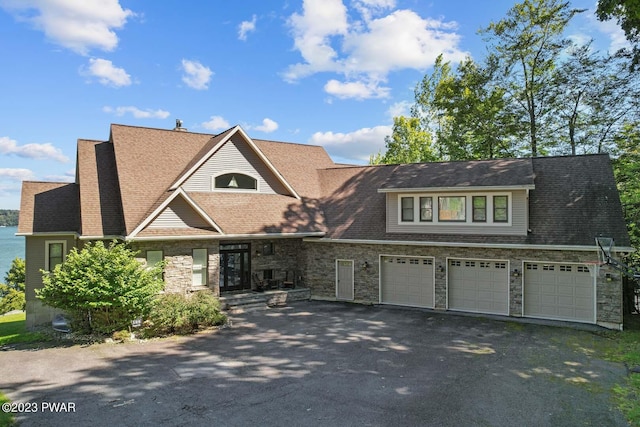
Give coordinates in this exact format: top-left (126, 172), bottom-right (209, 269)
top-left (169, 125), bottom-right (301, 200)
top-left (128, 188), bottom-right (223, 239)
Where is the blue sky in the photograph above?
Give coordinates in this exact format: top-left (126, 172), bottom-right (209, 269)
top-left (0, 0), bottom-right (627, 209)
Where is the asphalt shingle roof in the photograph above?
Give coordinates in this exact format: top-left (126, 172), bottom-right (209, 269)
top-left (18, 123), bottom-right (630, 249)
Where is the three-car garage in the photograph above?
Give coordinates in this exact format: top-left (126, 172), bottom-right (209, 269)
top-left (377, 255), bottom-right (596, 325)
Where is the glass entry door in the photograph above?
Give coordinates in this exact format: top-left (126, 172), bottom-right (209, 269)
top-left (219, 243), bottom-right (250, 292)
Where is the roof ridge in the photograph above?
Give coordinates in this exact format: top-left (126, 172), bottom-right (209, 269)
top-left (110, 122), bottom-right (216, 137)
top-left (253, 138), bottom-right (318, 147)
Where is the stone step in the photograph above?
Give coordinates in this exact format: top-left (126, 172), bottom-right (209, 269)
top-left (220, 288), bottom-right (311, 311)
top-left (228, 302), bottom-right (269, 314)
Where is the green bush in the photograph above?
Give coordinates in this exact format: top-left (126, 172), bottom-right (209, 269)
top-left (37, 241), bottom-right (165, 335)
top-left (144, 291), bottom-right (226, 337)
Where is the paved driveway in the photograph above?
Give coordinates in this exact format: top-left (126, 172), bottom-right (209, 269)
top-left (0, 301), bottom-right (630, 426)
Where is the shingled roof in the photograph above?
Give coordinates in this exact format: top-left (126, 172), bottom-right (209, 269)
top-left (18, 124), bottom-right (630, 249)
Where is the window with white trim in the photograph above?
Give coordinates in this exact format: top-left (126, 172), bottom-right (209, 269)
top-left (146, 250), bottom-right (164, 280)
top-left (397, 192), bottom-right (511, 226)
top-left (401, 197), bottom-right (414, 221)
top-left (45, 240), bottom-right (66, 271)
top-left (192, 249), bottom-right (208, 286)
top-left (214, 173), bottom-right (257, 190)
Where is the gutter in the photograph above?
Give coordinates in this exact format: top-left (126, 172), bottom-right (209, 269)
top-left (303, 237), bottom-right (635, 253)
top-left (126, 232), bottom-right (326, 242)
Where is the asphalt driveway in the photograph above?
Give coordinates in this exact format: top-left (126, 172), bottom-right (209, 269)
top-left (0, 301), bottom-right (630, 426)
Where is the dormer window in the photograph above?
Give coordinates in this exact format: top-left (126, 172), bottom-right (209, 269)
top-left (214, 173), bottom-right (257, 190)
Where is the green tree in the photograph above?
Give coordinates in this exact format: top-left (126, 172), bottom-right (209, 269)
top-left (597, 0), bottom-right (640, 69)
top-left (4, 257), bottom-right (25, 292)
top-left (481, 0), bottom-right (584, 156)
top-left (370, 116), bottom-right (438, 164)
top-left (430, 56), bottom-right (521, 160)
top-left (0, 257), bottom-right (26, 314)
top-left (612, 122), bottom-right (640, 268)
top-left (37, 241), bottom-right (165, 334)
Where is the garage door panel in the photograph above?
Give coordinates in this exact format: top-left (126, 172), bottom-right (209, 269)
top-left (381, 256), bottom-right (434, 308)
top-left (524, 262), bottom-right (594, 323)
top-left (448, 259), bottom-right (509, 315)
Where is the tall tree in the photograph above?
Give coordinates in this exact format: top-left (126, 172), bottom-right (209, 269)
top-left (370, 116), bottom-right (437, 164)
top-left (480, 0), bottom-right (583, 156)
top-left (428, 56), bottom-right (521, 160)
top-left (597, 0), bottom-right (640, 69)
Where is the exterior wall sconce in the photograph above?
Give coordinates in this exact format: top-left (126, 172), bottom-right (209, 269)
top-left (361, 261), bottom-right (370, 270)
top-left (438, 265), bottom-right (445, 273)
top-left (512, 269), bottom-right (520, 278)
top-left (606, 273), bottom-right (612, 282)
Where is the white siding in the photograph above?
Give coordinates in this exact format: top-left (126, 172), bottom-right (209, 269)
top-left (148, 197), bottom-right (210, 229)
top-left (386, 190), bottom-right (528, 236)
top-left (182, 138), bottom-right (289, 194)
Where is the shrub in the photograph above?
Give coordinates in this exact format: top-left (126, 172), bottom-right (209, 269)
top-left (144, 291), bottom-right (226, 337)
top-left (37, 241), bottom-right (165, 335)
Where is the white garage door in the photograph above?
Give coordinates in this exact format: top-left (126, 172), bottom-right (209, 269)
top-left (524, 263), bottom-right (594, 323)
top-left (448, 259), bottom-right (509, 315)
top-left (380, 256), bottom-right (434, 308)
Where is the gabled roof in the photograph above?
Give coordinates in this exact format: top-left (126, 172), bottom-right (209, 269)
top-left (378, 158), bottom-right (535, 192)
top-left (77, 139), bottom-right (124, 237)
top-left (169, 125), bottom-right (301, 200)
top-left (18, 181), bottom-right (79, 235)
top-left (109, 124), bottom-right (215, 235)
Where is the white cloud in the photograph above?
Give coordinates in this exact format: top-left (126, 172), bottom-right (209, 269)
top-left (0, 0), bottom-right (134, 55)
top-left (181, 59), bottom-right (213, 90)
top-left (253, 118), bottom-right (279, 133)
top-left (103, 106), bottom-right (170, 119)
top-left (0, 168), bottom-right (36, 181)
top-left (0, 136), bottom-right (68, 162)
top-left (324, 79), bottom-right (390, 99)
top-left (201, 116), bottom-right (231, 131)
top-left (284, 0), bottom-right (467, 100)
top-left (84, 58), bottom-right (131, 87)
top-left (387, 100), bottom-right (412, 118)
top-left (238, 15), bottom-right (257, 41)
top-left (309, 125), bottom-right (391, 162)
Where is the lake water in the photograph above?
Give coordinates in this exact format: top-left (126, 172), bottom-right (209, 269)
top-left (0, 227), bottom-right (24, 281)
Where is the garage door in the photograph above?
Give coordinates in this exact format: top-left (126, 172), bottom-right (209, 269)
top-left (524, 263), bottom-right (594, 323)
top-left (380, 256), bottom-right (434, 308)
top-left (448, 259), bottom-right (509, 315)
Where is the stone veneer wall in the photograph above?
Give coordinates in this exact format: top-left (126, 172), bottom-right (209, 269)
top-left (132, 238), bottom-right (305, 295)
top-left (302, 241), bottom-right (623, 328)
top-left (132, 240), bottom-right (221, 296)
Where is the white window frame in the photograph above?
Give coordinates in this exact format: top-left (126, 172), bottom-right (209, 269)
top-left (211, 170), bottom-right (260, 193)
top-left (397, 192), bottom-right (512, 227)
top-left (45, 240), bottom-right (67, 271)
top-left (192, 248), bottom-right (208, 287)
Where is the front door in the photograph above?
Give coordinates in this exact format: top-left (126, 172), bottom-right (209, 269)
top-left (219, 243), bottom-right (251, 292)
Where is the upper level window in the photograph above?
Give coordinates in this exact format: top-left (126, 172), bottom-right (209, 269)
top-left (419, 197), bottom-right (433, 222)
top-left (473, 196), bottom-right (487, 222)
top-left (438, 196), bottom-right (466, 222)
top-left (214, 173), bottom-right (257, 190)
top-left (401, 197), bottom-right (414, 221)
top-left (397, 192), bottom-right (511, 226)
top-left (494, 195), bottom-right (508, 222)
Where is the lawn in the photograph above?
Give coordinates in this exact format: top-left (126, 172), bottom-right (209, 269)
top-left (0, 312), bottom-right (47, 346)
top-left (0, 391), bottom-right (14, 426)
top-left (607, 316), bottom-right (640, 427)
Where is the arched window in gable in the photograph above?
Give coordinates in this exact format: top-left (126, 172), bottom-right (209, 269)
top-left (214, 173), bottom-right (257, 190)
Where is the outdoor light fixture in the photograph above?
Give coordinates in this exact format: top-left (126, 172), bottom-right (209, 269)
top-left (361, 261), bottom-right (370, 270)
top-left (438, 265), bottom-right (445, 273)
top-left (606, 273), bottom-right (612, 282)
top-left (512, 269), bottom-right (520, 277)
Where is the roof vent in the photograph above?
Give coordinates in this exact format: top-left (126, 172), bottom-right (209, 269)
top-left (173, 119), bottom-right (187, 132)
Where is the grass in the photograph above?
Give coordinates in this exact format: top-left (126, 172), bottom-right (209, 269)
top-left (0, 312), bottom-right (48, 346)
top-left (0, 391), bottom-right (14, 426)
top-left (605, 315), bottom-right (640, 427)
